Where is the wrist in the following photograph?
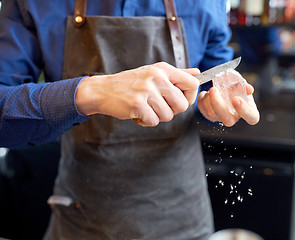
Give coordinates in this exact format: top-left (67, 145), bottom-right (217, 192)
top-left (75, 76), bottom-right (102, 116)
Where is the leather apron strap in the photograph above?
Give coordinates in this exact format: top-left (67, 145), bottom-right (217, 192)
top-left (73, 0), bottom-right (187, 68)
top-left (73, 0), bottom-right (86, 27)
top-left (163, 0), bottom-right (187, 68)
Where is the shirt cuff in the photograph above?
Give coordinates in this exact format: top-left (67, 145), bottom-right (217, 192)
top-left (41, 77), bottom-right (90, 133)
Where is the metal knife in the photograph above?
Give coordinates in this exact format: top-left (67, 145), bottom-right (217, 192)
top-left (196, 57), bottom-right (241, 85)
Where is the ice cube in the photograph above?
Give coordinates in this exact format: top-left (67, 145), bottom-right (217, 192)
top-left (212, 70), bottom-right (248, 114)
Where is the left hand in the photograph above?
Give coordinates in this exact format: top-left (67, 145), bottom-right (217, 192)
top-left (197, 74), bottom-right (260, 127)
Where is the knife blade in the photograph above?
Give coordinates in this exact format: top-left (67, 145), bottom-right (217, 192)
top-left (196, 57), bottom-right (241, 85)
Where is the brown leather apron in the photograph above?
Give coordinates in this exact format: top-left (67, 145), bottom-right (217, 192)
top-left (44, 1), bottom-right (213, 239)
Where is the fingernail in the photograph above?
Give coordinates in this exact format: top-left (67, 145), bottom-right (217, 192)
top-left (194, 68), bottom-right (201, 75)
top-left (210, 87), bottom-right (217, 94)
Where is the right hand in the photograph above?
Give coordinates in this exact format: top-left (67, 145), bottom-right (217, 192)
top-left (75, 62), bottom-right (200, 127)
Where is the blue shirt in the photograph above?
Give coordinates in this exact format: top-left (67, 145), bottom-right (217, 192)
top-left (0, 0), bottom-right (233, 148)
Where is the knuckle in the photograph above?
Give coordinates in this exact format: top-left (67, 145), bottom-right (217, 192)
top-left (179, 101), bottom-right (189, 113)
top-left (149, 118), bottom-right (160, 127)
top-left (222, 117), bottom-right (236, 127)
top-left (144, 67), bottom-right (165, 83)
top-left (172, 101), bottom-right (188, 115)
top-left (206, 109), bottom-right (217, 120)
top-left (154, 61), bottom-right (170, 68)
top-left (130, 96), bottom-right (144, 112)
top-left (141, 80), bottom-right (154, 92)
top-left (161, 112), bottom-right (174, 122)
top-left (147, 65), bottom-right (159, 73)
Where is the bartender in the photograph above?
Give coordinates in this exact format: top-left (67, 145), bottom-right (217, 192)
top-left (0, 0), bottom-right (259, 239)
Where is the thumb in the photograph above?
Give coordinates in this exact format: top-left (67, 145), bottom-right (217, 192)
top-left (179, 68), bottom-right (200, 105)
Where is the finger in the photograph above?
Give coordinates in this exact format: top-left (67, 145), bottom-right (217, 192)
top-left (161, 84), bottom-right (189, 115)
top-left (144, 67), bottom-right (189, 116)
top-left (156, 63), bottom-right (200, 105)
top-left (181, 68), bottom-right (201, 76)
top-left (171, 70), bottom-right (200, 105)
top-left (232, 96), bottom-right (260, 125)
top-left (131, 105), bottom-right (160, 127)
top-left (147, 94), bottom-right (174, 122)
top-left (246, 93), bottom-right (258, 109)
top-left (197, 91), bottom-right (220, 122)
top-left (182, 82), bottom-right (199, 106)
top-left (209, 87), bottom-right (239, 127)
top-left (246, 83), bottom-right (254, 95)
top-left (179, 68), bottom-right (200, 104)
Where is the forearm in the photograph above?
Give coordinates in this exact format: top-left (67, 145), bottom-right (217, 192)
top-left (0, 77), bottom-right (89, 148)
